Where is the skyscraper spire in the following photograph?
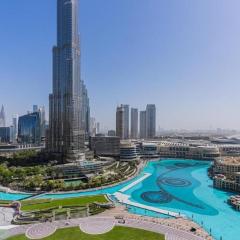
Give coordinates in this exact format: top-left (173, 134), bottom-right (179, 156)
top-left (48, 0), bottom-right (89, 161)
top-left (0, 105), bottom-right (6, 127)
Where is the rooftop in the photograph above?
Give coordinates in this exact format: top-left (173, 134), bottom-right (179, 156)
top-left (219, 157), bottom-right (240, 165)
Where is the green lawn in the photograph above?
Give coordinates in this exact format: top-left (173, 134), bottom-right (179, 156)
top-left (6, 226), bottom-right (165, 240)
top-left (64, 179), bottom-right (83, 187)
top-left (0, 200), bottom-right (11, 205)
top-left (21, 195), bottom-right (107, 211)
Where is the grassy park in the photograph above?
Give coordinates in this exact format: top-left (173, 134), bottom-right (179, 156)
top-left (6, 226), bottom-right (165, 240)
top-left (11, 195), bottom-right (108, 224)
top-left (20, 195), bottom-right (107, 211)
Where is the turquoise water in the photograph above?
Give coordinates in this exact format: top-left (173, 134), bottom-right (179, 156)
top-left (0, 159), bottom-right (239, 239)
top-left (0, 192), bottom-right (31, 201)
top-left (126, 159), bottom-right (240, 240)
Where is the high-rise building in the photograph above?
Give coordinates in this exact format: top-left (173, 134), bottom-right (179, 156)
top-left (48, 0), bottom-right (89, 161)
top-left (116, 106), bottom-right (125, 139)
top-left (39, 106), bottom-right (46, 138)
top-left (140, 111), bottom-right (147, 139)
top-left (89, 136), bottom-right (120, 157)
top-left (146, 104), bottom-right (156, 139)
top-left (80, 81), bottom-right (90, 138)
top-left (0, 127), bottom-right (10, 143)
top-left (33, 105), bottom-right (38, 113)
top-left (12, 114), bottom-right (18, 142)
top-left (131, 108), bottom-right (138, 139)
top-left (96, 122), bottom-right (100, 134)
top-left (18, 112), bottom-right (41, 144)
top-left (31, 105), bottom-right (46, 139)
top-left (108, 130), bottom-right (116, 136)
top-left (90, 117), bottom-right (96, 136)
top-left (0, 105), bottom-right (6, 127)
top-left (121, 104), bottom-right (129, 139)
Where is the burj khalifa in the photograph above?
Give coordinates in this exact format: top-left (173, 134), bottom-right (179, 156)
top-left (48, 0), bottom-right (89, 161)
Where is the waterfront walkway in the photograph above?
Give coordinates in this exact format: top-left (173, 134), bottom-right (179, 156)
top-left (5, 216), bottom-right (208, 240)
top-left (4, 205), bottom-right (212, 240)
top-left (0, 207), bottom-right (14, 227)
top-left (26, 223), bottom-right (56, 239)
top-left (114, 192), bottom-right (183, 218)
top-left (119, 173), bottom-right (151, 193)
top-left (79, 217), bottom-right (115, 235)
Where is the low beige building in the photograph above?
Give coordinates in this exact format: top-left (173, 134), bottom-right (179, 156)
top-left (158, 142), bottom-right (220, 160)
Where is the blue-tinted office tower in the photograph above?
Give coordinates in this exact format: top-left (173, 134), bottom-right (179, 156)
top-left (12, 114), bottom-right (18, 142)
top-left (146, 104), bottom-right (156, 139)
top-left (18, 112), bottom-right (41, 144)
top-left (0, 127), bottom-right (10, 143)
top-left (49, 0), bottom-right (89, 161)
top-left (33, 105), bottom-right (38, 113)
top-left (0, 105), bottom-right (6, 127)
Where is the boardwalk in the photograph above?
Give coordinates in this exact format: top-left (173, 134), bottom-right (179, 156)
top-left (5, 216), bottom-right (207, 240)
top-left (0, 207), bottom-right (14, 226)
top-left (117, 217), bottom-right (204, 240)
top-left (26, 224), bottom-right (56, 240)
top-left (114, 192), bottom-right (183, 217)
top-left (119, 173), bottom-right (151, 193)
top-left (79, 217), bottom-right (115, 234)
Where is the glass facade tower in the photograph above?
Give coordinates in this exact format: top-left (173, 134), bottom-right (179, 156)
top-left (0, 105), bottom-right (6, 127)
top-left (131, 108), bottom-right (138, 139)
top-left (18, 112), bottom-right (41, 144)
top-left (122, 104), bottom-right (130, 139)
top-left (146, 104), bottom-right (156, 139)
top-left (116, 106), bottom-right (125, 140)
top-left (140, 110), bottom-right (147, 139)
top-left (48, 0), bottom-right (88, 161)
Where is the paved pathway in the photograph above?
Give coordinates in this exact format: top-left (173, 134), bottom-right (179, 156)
top-left (25, 223), bottom-right (57, 240)
top-left (0, 207), bottom-right (14, 226)
top-left (5, 216), bottom-right (208, 240)
top-left (117, 217), bottom-right (203, 240)
top-left (79, 217), bottom-right (115, 234)
top-left (114, 192), bottom-right (183, 217)
top-left (4, 204), bottom-right (212, 240)
top-left (98, 206), bottom-right (211, 240)
top-left (119, 173), bottom-right (151, 193)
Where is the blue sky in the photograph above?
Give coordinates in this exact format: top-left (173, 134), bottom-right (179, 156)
top-left (1, 0), bottom-right (240, 131)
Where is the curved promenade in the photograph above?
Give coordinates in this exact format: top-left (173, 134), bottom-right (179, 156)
top-left (114, 192), bottom-right (183, 217)
top-left (26, 224), bottom-right (56, 240)
top-left (5, 216), bottom-right (208, 240)
top-left (79, 217), bottom-right (115, 234)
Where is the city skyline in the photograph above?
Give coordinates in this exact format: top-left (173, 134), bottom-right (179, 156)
top-left (0, 2), bottom-right (239, 239)
top-left (1, 0), bottom-right (240, 130)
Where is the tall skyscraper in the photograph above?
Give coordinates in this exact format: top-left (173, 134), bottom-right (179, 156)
top-left (80, 81), bottom-right (90, 138)
top-left (121, 104), bottom-right (129, 139)
top-left (146, 104), bottom-right (156, 139)
top-left (39, 106), bottom-right (46, 138)
top-left (12, 114), bottom-right (18, 142)
top-left (33, 105), bottom-right (38, 113)
top-left (116, 106), bottom-right (125, 139)
top-left (90, 117), bottom-right (96, 136)
top-left (48, 0), bottom-right (88, 161)
top-left (131, 108), bottom-right (138, 139)
top-left (0, 127), bottom-right (10, 143)
top-left (96, 122), bottom-right (100, 134)
top-left (140, 110), bottom-right (147, 139)
top-left (18, 112), bottom-right (41, 144)
top-left (0, 105), bottom-right (6, 127)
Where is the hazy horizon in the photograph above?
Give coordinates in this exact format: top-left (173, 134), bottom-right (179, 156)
top-left (1, 0), bottom-right (240, 131)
